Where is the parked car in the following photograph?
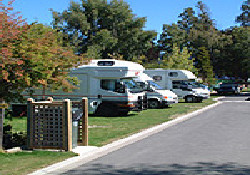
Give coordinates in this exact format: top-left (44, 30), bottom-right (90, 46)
top-left (216, 83), bottom-right (241, 95)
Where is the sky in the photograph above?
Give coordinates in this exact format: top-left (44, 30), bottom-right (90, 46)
top-left (3, 0), bottom-right (244, 35)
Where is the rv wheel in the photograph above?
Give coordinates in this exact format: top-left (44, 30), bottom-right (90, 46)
top-left (194, 97), bottom-right (203, 103)
top-left (185, 96), bottom-right (194, 103)
top-left (119, 111), bottom-right (128, 116)
top-left (95, 103), bottom-right (119, 116)
top-left (148, 100), bottom-right (160, 109)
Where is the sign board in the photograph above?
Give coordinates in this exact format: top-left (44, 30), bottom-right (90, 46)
top-left (0, 103), bottom-right (7, 109)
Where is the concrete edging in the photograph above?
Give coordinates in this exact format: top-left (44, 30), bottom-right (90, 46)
top-left (29, 98), bottom-right (223, 175)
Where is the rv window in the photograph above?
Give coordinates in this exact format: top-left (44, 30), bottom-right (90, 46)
top-left (97, 61), bottom-right (114, 66)
top-left (100, 79), bottom-right (125, 93)
top-left (100, 79), bottom-right (116, 91)
top-left (152, 76), bottom-right (162, 82)
top-left (169, 72), bottom-right (178, 77)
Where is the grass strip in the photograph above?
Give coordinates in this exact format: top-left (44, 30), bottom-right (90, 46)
top-left (0, 151), bottom-right (77, 175)
top-left (88, 97), bottom-right (216, 146)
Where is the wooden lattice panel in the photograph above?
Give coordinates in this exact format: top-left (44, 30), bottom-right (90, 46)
top-left (32, 104), bottom-right (64, 149)
top-left (27, 99), bottom-right (72, 151)
top-left (27, 98), bottom-right (87, 151)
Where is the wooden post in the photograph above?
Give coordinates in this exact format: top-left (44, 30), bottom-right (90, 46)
top-left (27, 98), bottom-right (34, 150)
top-left (42, 85), bottom-right (46, 100)
top-left (0, 98), bottom-right (7, 150)
top-left (63, 99), bottom-right (72, 151)
top-left (82, 98), bottom-right (88, 146)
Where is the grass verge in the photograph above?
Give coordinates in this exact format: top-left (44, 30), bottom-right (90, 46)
top-left (0, 151), bottom-right (77, 175)
top-left (88, 97), bottom-right (217, 146)
top-left (1, 97), bottom-right (217, 175)
top-left (4, 116), bottom-right (27, 133)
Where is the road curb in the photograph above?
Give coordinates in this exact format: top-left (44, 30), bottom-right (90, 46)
top-left (29, 100), bottom-right (223, 175)
top-left (212, 96), bottom-right (225, 101)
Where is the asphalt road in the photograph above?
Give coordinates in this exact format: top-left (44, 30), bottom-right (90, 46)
top-left (218, 93), bottom-right (250, 102)
top-left (59, 97), bottom-right (250, 175)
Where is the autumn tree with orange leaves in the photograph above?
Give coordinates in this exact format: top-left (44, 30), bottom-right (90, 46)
top-left (0, 0), bottom-right (86, 102)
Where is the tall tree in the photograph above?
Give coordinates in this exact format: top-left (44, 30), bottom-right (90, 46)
top-left (141, 44), bottom-right (197, 75)
top-left (159, 1), bottom-right (231, 81)
top-left (196, 47), bottom-right (214, 85)
top-left (236, 0), bottom-right (249, 26)
top-left (218, 27), bottom-right (250, 80)
top-left (52, 0), bottom-right (156, 60)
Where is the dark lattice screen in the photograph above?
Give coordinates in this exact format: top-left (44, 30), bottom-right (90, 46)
top-left (27, 99), bottom-right (71, 151)
top-left (32, 104), bottom-right (64, 149)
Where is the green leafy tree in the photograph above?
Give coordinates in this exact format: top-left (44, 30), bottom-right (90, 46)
top-left (52, 0), bottom-right (156, 60)
top-left (19, 23), bottom-right (85, 93)
top-left (161, 45), bottom-right (197, 73)
top-left (196, 47), bottom-right (214, 85)
top-left (218, 27), bottom-right (250, 80)
top-left (140, 44), bottom-right (197, 75)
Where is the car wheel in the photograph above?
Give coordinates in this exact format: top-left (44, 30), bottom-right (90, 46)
top-left (148, 100), bottom-right (160, 109)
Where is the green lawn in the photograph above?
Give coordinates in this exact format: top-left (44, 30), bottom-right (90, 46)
top-left (1, 97), bottom-right (217, 175)
top-left (242, 86), bottom-right (250, 92)
top-left (4, 116), bottom-right (27, 133)
top-left (0, 151), bottom-right (77, 175)
top-left (88, 97), bottom-right (216, 146)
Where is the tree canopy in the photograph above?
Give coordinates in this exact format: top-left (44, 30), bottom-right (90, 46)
top-left (0, 1), bottom-right (85, 102)
top-left (52, 0), bottom-right (157, 60)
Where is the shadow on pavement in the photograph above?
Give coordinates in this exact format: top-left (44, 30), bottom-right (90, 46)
top-left (61, 162), bottom-right (250, 175)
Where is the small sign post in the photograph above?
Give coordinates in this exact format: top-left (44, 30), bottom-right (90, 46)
top-left (82, 98), bottom-right (88, 146)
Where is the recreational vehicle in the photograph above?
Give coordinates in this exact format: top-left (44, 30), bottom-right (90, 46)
top-left (20, 60), bottom-right (147, 116)
top-left (134, 72), bottom-right (178, 108)
top-left (144, 69), bottom-right (210, 103)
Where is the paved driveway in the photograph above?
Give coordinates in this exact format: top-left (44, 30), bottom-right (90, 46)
top-left (54, 97), bottom-right (250, 175)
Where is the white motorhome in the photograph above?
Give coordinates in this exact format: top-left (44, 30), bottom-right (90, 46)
top-left (23, 60), bottom-right (147, 116)
top-left (144, 69), bottom-right (210, 103)
top-left (134, 72), bottom-right (178, 108)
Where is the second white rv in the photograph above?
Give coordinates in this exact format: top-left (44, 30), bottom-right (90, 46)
top-left (134, 72), bottom-right (178, 108)
top-left (144, 69), bottom-right (210, 103)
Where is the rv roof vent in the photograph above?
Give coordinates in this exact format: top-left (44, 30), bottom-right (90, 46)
top-left (97, 61), bottom-right (115, 66)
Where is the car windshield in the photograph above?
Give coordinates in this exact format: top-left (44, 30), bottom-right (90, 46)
top-left (121, 78), bottom-right (144, 93)
top-left (147, 80), bottom-right (163, 90)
